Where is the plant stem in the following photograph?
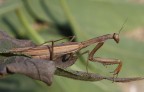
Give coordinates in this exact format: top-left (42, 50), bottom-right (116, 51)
top-left (16, 8), bottom-right (44, 44)
top-left (60, 0), bottom-right (88, 40)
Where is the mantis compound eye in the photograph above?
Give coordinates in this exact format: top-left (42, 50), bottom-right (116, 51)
top-left (113, 33), bottom-right (119, 43)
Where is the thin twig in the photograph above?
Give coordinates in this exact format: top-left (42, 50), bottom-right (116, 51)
top-left (55, 68), bottom-right (144, 82)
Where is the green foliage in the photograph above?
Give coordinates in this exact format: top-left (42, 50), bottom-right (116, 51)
top-left (0, 0), bottom-right (144, 92)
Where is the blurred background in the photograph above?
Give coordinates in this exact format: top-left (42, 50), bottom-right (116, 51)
top-left (0, 0), bottom-right (144, 92)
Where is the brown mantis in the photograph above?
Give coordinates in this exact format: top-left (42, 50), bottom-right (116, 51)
top-left (2, 19), bottom-right (128, 78)
top-left (6, 31), bottom-right (121, 78)
top-left (1, 27), bottom-right (144, 84)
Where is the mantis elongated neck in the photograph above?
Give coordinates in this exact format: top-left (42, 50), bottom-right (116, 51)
top-left (81, 34), bottom-right (114, 48)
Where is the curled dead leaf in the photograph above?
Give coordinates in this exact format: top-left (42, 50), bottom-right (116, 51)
top-left (0, 56), bottom-right (56, 86)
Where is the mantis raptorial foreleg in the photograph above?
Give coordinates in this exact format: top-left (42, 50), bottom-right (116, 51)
top-left (88, 42), bottom-right (122, 78)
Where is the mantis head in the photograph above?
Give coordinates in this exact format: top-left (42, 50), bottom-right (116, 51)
top-left (113, 18), bottom-right (128, 44)
top-left (113, 33), bottom-right (119, 43)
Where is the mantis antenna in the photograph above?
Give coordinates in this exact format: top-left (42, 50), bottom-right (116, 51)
top-left (118, 18), bottom-right (128, 35)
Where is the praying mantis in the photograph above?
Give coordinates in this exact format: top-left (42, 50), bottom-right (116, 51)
top-left (1, 19), bottom-right (128, 78)
top-left (1, 18), bottom-right (144, 83)
top-left (1, 21), bottom-right (144, 82)
top-left (5, 31), bottom-right (121, 78)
